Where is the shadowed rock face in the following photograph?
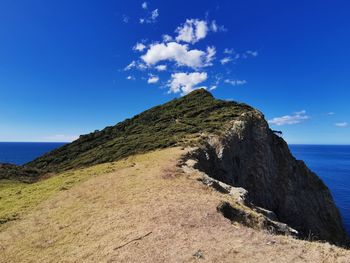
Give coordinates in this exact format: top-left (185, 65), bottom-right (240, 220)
top-left (189, 109), bottom-right (349, 246)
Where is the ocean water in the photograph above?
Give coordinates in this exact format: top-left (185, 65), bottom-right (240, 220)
top-left (289, 145), bottom-right (350, 235)
top-left (0, 142), bottom-right (66, 165)
top-left (0, 142), bottom-right (349, 235)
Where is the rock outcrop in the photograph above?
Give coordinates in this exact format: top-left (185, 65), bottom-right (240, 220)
top-left (185, 109), bottom-right (349, 246)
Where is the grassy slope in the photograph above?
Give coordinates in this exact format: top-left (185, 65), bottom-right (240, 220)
top-left (25, 89), bottom-right (254, 174)
top-left (0, 159), bottom-right (130, 228)
top-left (1, 148), bottom-right (349, 263)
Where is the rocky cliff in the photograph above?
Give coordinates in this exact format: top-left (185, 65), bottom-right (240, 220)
top-left (185, 108), bottom-right (349, 246)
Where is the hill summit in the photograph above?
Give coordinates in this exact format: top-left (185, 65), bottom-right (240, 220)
top-left (26, 89), bottom-right (254, 174)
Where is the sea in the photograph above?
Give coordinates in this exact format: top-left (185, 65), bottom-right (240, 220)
top-left (0, 142), bottom-right (66, 165)
top-left (0, 142), bottom-right (349, 235)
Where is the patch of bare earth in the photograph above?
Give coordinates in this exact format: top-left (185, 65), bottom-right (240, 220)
top-left (0, 147), bottom-right (349, 262)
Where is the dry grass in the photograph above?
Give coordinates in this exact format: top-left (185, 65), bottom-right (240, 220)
top-left (0, 147), bottom-right (350, 262)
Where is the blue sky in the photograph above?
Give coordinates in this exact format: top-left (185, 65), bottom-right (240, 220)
top-left (0, 0), bottom-right (349, 144)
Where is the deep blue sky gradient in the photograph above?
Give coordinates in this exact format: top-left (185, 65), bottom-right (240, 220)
top-left (0, 0), bottom-right (349, 143)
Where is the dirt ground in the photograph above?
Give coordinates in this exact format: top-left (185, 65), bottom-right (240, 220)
top-left (1, 147), bottom-right (350, 263)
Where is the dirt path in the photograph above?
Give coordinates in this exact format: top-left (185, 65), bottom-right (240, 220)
top-left (1, 148), bottom-right (349, 262)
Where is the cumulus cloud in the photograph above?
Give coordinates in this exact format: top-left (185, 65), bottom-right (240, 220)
top-left (141, 42), bottom-right (212, 69)
top-left (147, 74), bottom-right (159, 84)
top-left (168, 72), bottom-right (207, 95)
top-left (175, 19), bottom-right (208, 44)
top-left (142, 2), bottom-right (148, 9)
top-left (268, 111), bottom-right (310, 126)
top-left (335, 122), bottom-right (348, 127)
top-left (155, 64), bottom-right (167, 71)
top-left (224, 79), bottom-right (247, 86)
top-left (133, 42), bottom-right (146, 52)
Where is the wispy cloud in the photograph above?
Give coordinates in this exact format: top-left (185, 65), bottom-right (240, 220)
top-left (335, 122), bottom-right (348, 127)
top-left (220, 57), bottom-right (232, 65)
top-left (43, 134), bottom-right (78, 142)
top-left (122, 15), bottom-right (129, 23)
top-left (224, 79), bottom-right (247, 86)
top-left (268, 110), bottom-right (309, 126)
top-left (327, 112), bottom-right (335, 115)
top-left (140, 8), bottom-right (159, 24)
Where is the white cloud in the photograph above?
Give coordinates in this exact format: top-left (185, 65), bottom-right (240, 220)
top-left (124, 60), bottom-right (137, 71)
top-left (124, 60), bottom-right (147, 71)
top-left (155, 64), bottom-right (167, 71)
top-left (220, 57), bottom-right (231, 65)
top-left (122, 15), bottom-right (129, 23)
top-left (293, 110), bottom-right (306, 115)
top-left (335, 122), bottom-right (348, 127)
top-left (246, 50), bottom-right (258, 57)
top-left (151, 9), bottom-right (159, 20)
top-left (126, 75), bottom-right (135, 80)
top-left (224, 79), bottom-right (247, 86)
top-left (205, 46), bottom-right (216, 65)
top-left (162, 34), bottom-right (172, 42)
top-left (140, 8), bottom-right (159, 24)
top-left (147, 75), bottom-right (159, 84)
top-left (142, 2), bottom-right (148, 9)
top-left (133, 42), bottom-right (146, 52)
top-left (141, 42), bottom-right (212, 69)
top-left (175, 19), bottom-right (208, 44)
top-left (328, 112), bottom-right (335, 115)
top-left (268, 111), bottom-right (310, 126)
top-left (224, 48), bottom-right (234, 54)
top-left (168, 72), bottom-right (207, 95)
top-left (209, 85), bottom-right (217, 91)
top-left (43, 134), bottom-right (78, 142)
top-left (210, 20), bottom-right (227, 32)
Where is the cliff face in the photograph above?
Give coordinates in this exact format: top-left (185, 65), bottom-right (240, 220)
top-left (187, 109), bottom-right (349, 246)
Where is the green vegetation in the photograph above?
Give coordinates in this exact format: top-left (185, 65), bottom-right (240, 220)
top-left (2, 89), bottom-right (254, 179)
top-left (0, 159), bottom-right (129, 228)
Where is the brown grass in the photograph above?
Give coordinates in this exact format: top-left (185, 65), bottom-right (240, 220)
top-left (0, 147), bottom-right (349, 262)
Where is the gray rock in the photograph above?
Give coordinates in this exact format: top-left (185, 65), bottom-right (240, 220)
top-left (186, 110), bottom-right (349, 246)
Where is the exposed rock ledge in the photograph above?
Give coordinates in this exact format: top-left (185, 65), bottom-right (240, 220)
top-left (182, 161), bottom-right (299, 236)
top-left (182, 109), bottom-right (349, 247)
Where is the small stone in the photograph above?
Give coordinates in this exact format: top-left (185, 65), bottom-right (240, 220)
top-left (193, 249), bottom-right (204, 259)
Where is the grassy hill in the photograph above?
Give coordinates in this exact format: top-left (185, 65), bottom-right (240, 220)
top-left (25, 89), bottom-right (254, 174)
